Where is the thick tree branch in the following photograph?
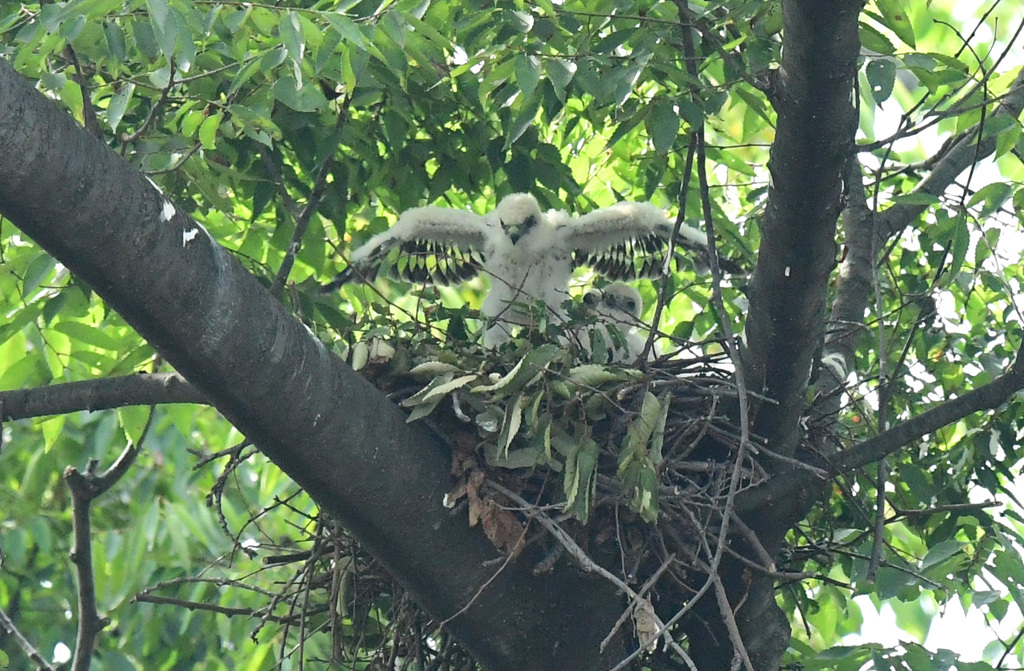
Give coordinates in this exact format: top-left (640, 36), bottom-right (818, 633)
top-left (821, 158), bottom-right (874, 386)
top-left (741, 0), bottom-right (862, 461)
top-left (0, 58), bottom-right (625, 671)
top-left (820, 68), bottom-right (1024, 376)
top-left (663, 3), bottom-right (862, 669)
top-left (812, 65), bottom-right (1024, 465)
top-left (735, 340), bottom-right (1024, 519)
top-left (1, 373), bottom-right (207, 421)
top-left (835, 346), bottom-right (1024, 473)
top-left (706, 6), bottom-right (863, 664)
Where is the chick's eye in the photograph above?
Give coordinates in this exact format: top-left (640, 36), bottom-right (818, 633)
top-left (626, 300), bottom-right (636, 312)
top-left (583, 292), bottom-right (600, 307)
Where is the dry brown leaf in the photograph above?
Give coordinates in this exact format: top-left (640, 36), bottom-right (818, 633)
top-left (480, 499), bottom-right (525, 557)
top-left (466, 469), bottom-right (485, 527)
top-left (443, 480), bottom-right (467, 509)
top-left (632, 597), bottom-right (659, 652)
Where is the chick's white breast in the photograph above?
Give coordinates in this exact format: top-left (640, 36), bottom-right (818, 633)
top-left (479, 215), bottom-right (572, 323)
top-left (517, 218), bottom-right (572, 306)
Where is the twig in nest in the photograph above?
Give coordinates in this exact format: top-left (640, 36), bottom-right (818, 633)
top-left (488, 481), bottom-right (694, 666)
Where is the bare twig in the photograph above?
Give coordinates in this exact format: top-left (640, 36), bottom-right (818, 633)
top-left (867, 183), bottom-right (891, 583)
top-left (712, 572), bottom-right (755, 671)
top-left (276, 95), bottom-right (352, 297)
top-left (695, 125), bottom-right (755, 671)
top-left (121, 59), bottom-right (176, 148)
top-left (62, 46), bottom-right (102, 140)
top-left (889, 500), bottom-right (999, 521)
top-left (489, 482), bottom-right (695, 667)
top-left (271, 118), bottom-right (344, 296)
top-left (996, 621), bottom-right (1024, 669)
top-left (64, 408), bottom-right (154, 671)
top-left (599, 552), bottom-right (677, 653)
top-left (729, 513), bottom-right (775, 572)
top-left (132, 594), bottom-right (282, 618)
top-left (0, 604), bottom-right (56, 671)
top-left (643, 138), bottom-right (696, 364)
top-left (875, 67), bottom-right (1024, 238)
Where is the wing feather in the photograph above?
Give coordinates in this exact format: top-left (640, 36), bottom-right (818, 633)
top-left (560, 202), bottom-right (723, 280)
top-left (336, 206), bottom-right (498, 287)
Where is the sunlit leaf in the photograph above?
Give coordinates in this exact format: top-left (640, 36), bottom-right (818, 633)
top-left (874, 0), bottom-right (915, 48)
top-left (546, 58), bottom-right (575, 95)
top-left (51, 321), bottom-right (123, 351)
top-left (968, 182), bottom-right (1012, 219)
top-left (280, 11), bottom-right (305, 64)
top-left (859, 21), bottom-right (896, 54)
top-left (198, 112), bottom-right (222, 150)
top-left (106, 82), bottom-right (134, 132)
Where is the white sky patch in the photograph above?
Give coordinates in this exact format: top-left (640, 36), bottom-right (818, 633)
top-left (924, 593), bottom-right (1021, 663)
top-left (846, 591), bottom-right (1024, 664)
top-left (53, 642), bottom-right (71, 665)
top-left (182, 228), bottom-right (200, 247)
top-left (160, 200), bottom-right (176, 222)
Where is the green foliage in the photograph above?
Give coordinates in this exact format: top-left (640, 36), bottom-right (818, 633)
top-left (397, 332), bottom-right (674, 524)
top-left (2, 0), bottom-right (1024, 669)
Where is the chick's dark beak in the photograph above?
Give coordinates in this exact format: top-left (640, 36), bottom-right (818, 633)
top-left (507, 214), bottom-right (538, 244)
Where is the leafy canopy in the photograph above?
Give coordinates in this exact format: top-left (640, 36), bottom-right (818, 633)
top-left (2, 0), bottom-right (1024, 669)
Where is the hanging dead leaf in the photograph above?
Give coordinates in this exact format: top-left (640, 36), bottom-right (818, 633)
top-left (466, 469), bottom-right (485, 527)
top-left (479, 499), bottom-right (525, 557)
top-left (468, 495), bottom-right (484, 527)
top-left (633, 597), bottom-right (660, 652)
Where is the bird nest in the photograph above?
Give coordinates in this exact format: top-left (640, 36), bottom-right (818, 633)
top-left (340, 297), bottom-right (765, 647)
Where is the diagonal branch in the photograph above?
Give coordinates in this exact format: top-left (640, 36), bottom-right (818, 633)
top-left (0, 57), bottom-right (626, 671)
top-left (736, 339), bottom-right (1024, 519)
top-left (814, 66), bottom-right (1024, 447)
top-left (833, 343), bottom-right (1024, 473)
top-left (875, 68), bottom-right (1024, 238)
top-left (0, 605), bottom-right (55, 671)
top-left (821, 157), bottom-right (875, 386)
top-left (271, 96), bottom-right (351, 296)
